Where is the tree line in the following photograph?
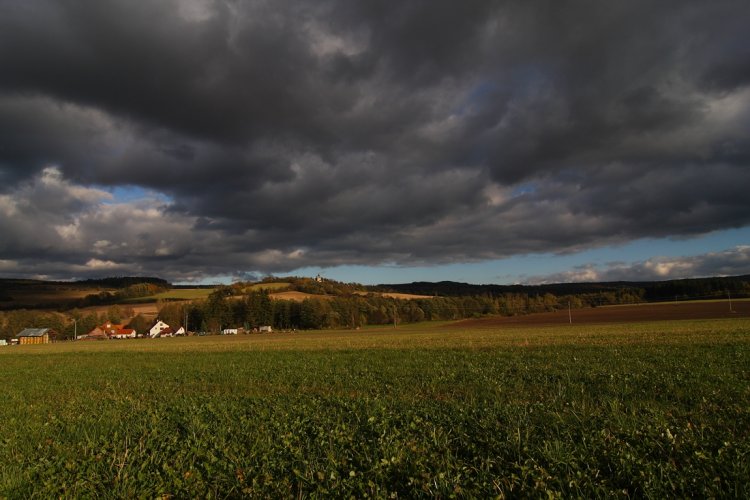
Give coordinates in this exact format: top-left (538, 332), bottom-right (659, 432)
top-left (0, 286), bottom-right (650, 340)
top-left (378, 275), bottom-right (750, 302)
top-left (151, 287), bottom-right (647, 332)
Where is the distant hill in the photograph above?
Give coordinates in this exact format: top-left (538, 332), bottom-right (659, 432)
top-left (3, 273), bottom-right (750, 312)
top-left (76, 276), bottom-right (169, 288)
top-left (375, 275), bottom-right (750, 302)
top-left (0, 276), bottom-right (171, 310)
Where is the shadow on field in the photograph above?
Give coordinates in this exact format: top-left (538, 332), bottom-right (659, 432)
top-left (454, 300), bottom-right (750, 328)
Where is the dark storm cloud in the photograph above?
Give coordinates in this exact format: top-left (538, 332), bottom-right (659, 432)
top-left (1, 0), bottom-right (749, 281)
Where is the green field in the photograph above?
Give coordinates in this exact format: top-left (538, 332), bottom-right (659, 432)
top-left (122, 288), bottom-right (215, 303)
top-left (1, 319), bottom-right (748, 497)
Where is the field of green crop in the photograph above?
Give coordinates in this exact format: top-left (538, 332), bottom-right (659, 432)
top-left (1, 318), bottom-right (748, 497)
top-left (122, 288), bottom-right (215, 303)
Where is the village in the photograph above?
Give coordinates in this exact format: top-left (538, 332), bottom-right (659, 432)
top-left (1, 320), bottom-right (274, 345)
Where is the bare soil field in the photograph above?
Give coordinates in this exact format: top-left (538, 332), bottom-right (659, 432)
top-left (269, 291), bottom-right (332, 302)
top-left (246, 282), bottom-right (291, 292)
top-left (380, 292), bottom-right (434, 300)
top-left (76, 303), bottom-right (160, 318)
top-left (455, 299), bottom-right (750, 328)
top-left (355, 291), bottom-right (434, 300)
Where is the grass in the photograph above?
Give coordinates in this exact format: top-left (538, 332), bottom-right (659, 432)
top-left (1, 318), bottom-right (748, 497)
top-left (269, 290), bottom-right (332, 302)
top-left (121, 288), bottom-right (214, 303)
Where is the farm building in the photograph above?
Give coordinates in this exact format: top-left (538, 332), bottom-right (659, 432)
top-left (149, 320), bottom-right (170, 338)
top-left (83, 327), bottom-right (109, 340)
top-left (174, 326), bottom-right (186, 336)
top-left (86, 322), bottom-right (137, 340)
top-left (157, 327), bottom-right (175, 338)
top-left (16, 328), bottom-right (58, 345)
top-left (111, 328), bottom-right (136, 339)
top-left (259, 325), bottom-right (273, 333)
top-left (222, 328), bottom-right (239, 335)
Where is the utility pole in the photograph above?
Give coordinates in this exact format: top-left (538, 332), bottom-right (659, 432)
top-left (73, 319), bottom-right (77, 341)
top-left (568, 301), bottom-right (572, 324)
top-left (728, 290), bottom-right (734, 313)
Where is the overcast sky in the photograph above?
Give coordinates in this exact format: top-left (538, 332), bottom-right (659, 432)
top-left (1, 0), bottom-right (749, 284)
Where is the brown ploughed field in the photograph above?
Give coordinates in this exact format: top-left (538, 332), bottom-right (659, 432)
top-left (269, 291), bottom-right (333, 302)
top-left (454, 299), bottom-right (750, 328)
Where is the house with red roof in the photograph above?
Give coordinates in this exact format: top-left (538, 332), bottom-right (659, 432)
top-left (83, 321), bottom-right (137, 340)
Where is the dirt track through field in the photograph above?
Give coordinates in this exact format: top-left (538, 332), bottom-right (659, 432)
top-left (454, 300), bottom-right (750, 328)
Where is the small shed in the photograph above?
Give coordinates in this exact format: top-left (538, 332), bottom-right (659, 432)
top-left (17, 328), bottom-right (58, 345)
top-left (259, 325), bottom-right (273, 333)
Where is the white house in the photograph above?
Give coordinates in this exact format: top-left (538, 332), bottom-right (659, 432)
top-left (174, 326), bottom-right (186, 336)
top-left (259, 325), bottom-right (273, 333)
top-left (149, 320), bottom-right (170, 338)
top-left (222, 328), bottom-right (239, 335)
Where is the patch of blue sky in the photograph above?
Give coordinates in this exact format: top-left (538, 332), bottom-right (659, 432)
top-left (283, 227), bottom-right (750, 285)
top-left (459, 63), bottom-right (551, 114)
top-left (511, 183), bottom-right (536, 197)
top-left (456, 81), bottom-right (498, 115)
top-left (104, 185), bottom-right (173, 204)
top-left (569, 227), bottom-right (750, 265)
top-left (175, 227), bottom-right (750, 286)
top-left (178, 276), bottom-right (233, 286)
top-left (513, 228), bottom-right (750, 282)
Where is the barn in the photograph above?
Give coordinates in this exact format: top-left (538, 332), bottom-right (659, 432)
top-left (16, 328), bottom-right (58, 345)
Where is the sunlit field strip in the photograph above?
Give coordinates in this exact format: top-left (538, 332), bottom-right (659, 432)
top-left (3, 317), bottom-right (748, 355)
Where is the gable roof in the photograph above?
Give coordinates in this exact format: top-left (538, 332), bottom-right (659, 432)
top-left (83, 327), bottom-right (108, 339)
top-left (99, 323), bottom-right (125, 335)
top-left (17, 328), bottom-right (55, 337)
top-left (100, 322), bottom-right (124, 329)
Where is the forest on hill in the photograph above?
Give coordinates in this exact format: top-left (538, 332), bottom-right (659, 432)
top-left (376, 275), bottom-right (750, 302)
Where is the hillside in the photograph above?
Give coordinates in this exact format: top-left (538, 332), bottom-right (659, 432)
top-left (4, 274), bottom-right (750, 312)
top-left (375, 275), bottom-right (750, 302)
top-left (0, 277), bottom-right (170, 310)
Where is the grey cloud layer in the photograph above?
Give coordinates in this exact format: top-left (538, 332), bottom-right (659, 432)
top-left (1, 0), bottom-right (749, 280)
